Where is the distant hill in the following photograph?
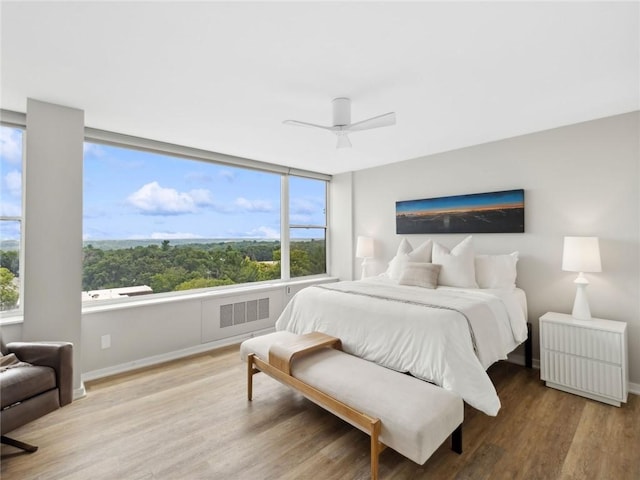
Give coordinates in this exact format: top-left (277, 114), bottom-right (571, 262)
top-left (83, 238), bottom-right (280, 250)
top-left (0, 240), bottom-right (19, 251)
top-left (2, 238), bottom-right (320, 252)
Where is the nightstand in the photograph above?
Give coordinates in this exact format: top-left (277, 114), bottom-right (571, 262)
top-left (539, 312), bottom-right (628, 406)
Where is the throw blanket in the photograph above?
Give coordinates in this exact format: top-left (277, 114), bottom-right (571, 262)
top-left (0, 353), bottom-right (31, 372)
top-left (275, 278), bottom-right (528, 416)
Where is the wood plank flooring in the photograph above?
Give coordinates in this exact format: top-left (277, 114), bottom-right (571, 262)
top-left (1, 344), bottom-right (638, 479)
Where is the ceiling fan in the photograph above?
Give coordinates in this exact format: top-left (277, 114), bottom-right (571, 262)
top-left (283, 97), bottom-right (396, 148)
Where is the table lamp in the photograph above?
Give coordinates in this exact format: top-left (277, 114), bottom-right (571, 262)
top-left (356, 236), bottom-right (374, 280)
top-left (562, 236), bottom-right (601, 320)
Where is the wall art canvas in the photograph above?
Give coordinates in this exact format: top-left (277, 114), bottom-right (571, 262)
top-left (396, 189), bottom-right (524, 234)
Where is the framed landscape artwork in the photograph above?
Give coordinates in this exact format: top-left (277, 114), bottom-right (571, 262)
top-left (396, 189), bottom-right (525, 234)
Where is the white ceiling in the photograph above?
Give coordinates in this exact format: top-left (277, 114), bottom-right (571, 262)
top-left (1, 1), bottom-right (638, 175)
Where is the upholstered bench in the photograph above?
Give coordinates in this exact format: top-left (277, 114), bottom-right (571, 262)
top-left (240, 331), bottom-right (463, 479)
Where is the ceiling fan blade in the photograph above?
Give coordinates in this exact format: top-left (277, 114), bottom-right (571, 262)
top-left (283, 119), bottom-right (334, 131)
top-left (346, 112), bottom-right (396, 132)
top-left (336, 133), bottom-right (352, 149)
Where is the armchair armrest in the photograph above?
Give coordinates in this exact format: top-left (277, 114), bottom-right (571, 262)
top-left (6, 342), bottom-right (74, 406)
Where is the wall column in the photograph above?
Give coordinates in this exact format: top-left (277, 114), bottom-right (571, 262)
top-left (23, 99), bottom-right (84, 397)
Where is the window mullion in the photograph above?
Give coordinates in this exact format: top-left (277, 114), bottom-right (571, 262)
top-left (280, 175), bottom-right (290, 280)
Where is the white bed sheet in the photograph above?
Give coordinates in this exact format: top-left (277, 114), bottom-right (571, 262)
top-left (275, 277), bottom-right (528, 416)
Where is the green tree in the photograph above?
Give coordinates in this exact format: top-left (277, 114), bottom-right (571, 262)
top-left (290, 249), bottom-right (312, 277)
top-left (0, 250), bottom-right (19, 276)
top-left (150, 267), bottom-right (190, 293)
top-left (175, 277), bottom-right (234, 290)
top-left (0, 267), bottom-right (19, 311)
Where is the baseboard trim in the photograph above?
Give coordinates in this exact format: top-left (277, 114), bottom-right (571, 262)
top-left (81, 341), bottom-right (639, 397)
top-left (81, 327), bottom-right (276, 383)
top-left (73, 382), bottom-right (87, 401)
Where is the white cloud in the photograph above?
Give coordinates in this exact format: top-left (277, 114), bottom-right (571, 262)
top-left (244, 226), bottom-right (280, 239)
top-left (83, 143), bottom-right (106, 157)
top-left (0, 127), bottom-right (22, 164)
top-left (235, 197), bottom-right (273, 212)
top-left (4, 170), bottom-right (21, 197)
top-left (290, 213), bottom-right (312, 224)
top-left (150, 232), bottom-right (203, 240)
top-left (189, 189), bottom-right (214, 205)
top-left (0, 202), bottom-right (21, 217)
top-left (127, 181), bottom-right (213, 215)
top-left (291, 198), bottom-right (320, 215)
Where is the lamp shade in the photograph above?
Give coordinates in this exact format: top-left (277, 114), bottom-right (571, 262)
top-left (562, 236), bottom-right (601, 273)
top-left (355, 236), bottom-right (374, 258)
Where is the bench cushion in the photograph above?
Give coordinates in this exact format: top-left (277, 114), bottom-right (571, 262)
top-left (241, 332), bottom-right (463, 465)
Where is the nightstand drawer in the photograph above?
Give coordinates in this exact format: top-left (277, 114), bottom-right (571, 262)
top-left (540, 321), bottom-right (623, 365)
top-left (541, 350), bottom-right (623, 399)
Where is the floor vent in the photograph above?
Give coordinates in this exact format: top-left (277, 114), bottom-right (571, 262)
top-left (220, 298), bottom-right (269, 328)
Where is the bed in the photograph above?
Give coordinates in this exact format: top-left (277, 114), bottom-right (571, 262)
top-left (275, 236), bottom-right (529, 416)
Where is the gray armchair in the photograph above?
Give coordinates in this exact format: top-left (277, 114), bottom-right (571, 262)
top-left (0, 340), bottom-right (73, 452)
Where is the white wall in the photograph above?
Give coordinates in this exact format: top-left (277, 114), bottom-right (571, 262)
top-left (23, 99), bottom-right (84, 393)
top-left (343, 112), bottom-right (640, 385)
top-left (328, 171), bottom-right (354, 280)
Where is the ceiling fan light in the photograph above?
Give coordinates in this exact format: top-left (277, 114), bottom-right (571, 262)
top-left (336, 134), bottom-right (351, 149)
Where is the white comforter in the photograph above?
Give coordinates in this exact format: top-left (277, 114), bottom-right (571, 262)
top-left (275, 277), bottom-right (528, 416)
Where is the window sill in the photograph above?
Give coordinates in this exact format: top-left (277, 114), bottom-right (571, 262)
top-left (82, 275), bottom-right (338, 315)
top-left (0, 314), bottom-right (24, 326)
top-left (0, 276), bottom-right (338, 323)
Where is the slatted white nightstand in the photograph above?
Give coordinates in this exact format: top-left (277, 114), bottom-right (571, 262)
top-left (539, 312), bottom-right (628, 406)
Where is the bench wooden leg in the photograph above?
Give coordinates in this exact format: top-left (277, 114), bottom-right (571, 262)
top-left (370, 419), bottom-right (382, 480)
top-left (451, 424), bottom-right (463, 454)
top-left (247, 353), bottom-right (255, 401)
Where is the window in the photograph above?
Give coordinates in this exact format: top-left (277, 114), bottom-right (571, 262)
top-left (83, 140), bottom-right (327, 302)
top-left (289, 176), bottom-right (327, 278)
top-left (0, 125), bottom-right (24, 313)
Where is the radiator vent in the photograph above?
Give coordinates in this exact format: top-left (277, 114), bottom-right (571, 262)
top-left (220, 298), bottom-right (269, 328)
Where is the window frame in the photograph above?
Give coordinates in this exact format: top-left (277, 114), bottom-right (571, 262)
top-left (0, 120), bottom-right (26, 317)
top-left (81, 128), bottom-right (330, 302)
top-left (287, 175), bottom-right (328, 280)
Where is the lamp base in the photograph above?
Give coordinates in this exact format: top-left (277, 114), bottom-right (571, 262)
top-left (572, 273), bottom-right (592, 320)
top-left (360, 258), bottom-right (371, 280)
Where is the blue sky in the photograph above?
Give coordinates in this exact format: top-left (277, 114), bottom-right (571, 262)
top-left (83, 142), bottom-right (325, 241)
top-left (396, 189), bottom-right (524, 214)
top-left (0, 126), bottom-right (326, 243)
top-left (0, 126), bottom-right (23, 242)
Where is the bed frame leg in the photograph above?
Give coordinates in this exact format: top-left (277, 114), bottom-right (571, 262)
top-left (451, 424), bottom-right (462, 454)
top-left (525, 322), bottom-right (533, 369)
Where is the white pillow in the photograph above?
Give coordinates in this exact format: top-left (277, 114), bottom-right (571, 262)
top-left (396, 238), bottom-right (413, 256)
top-left (475, 252), bottom-right (519, 289)
top-left (432, 236), bottom-right (478, 288)
top-left (387, 239), bottom-right (433, 282)
top-left (398, 262), bottom-right (441, 289)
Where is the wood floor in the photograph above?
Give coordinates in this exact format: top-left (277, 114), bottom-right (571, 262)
top-left (1, 344), bottom-right (638, 480)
